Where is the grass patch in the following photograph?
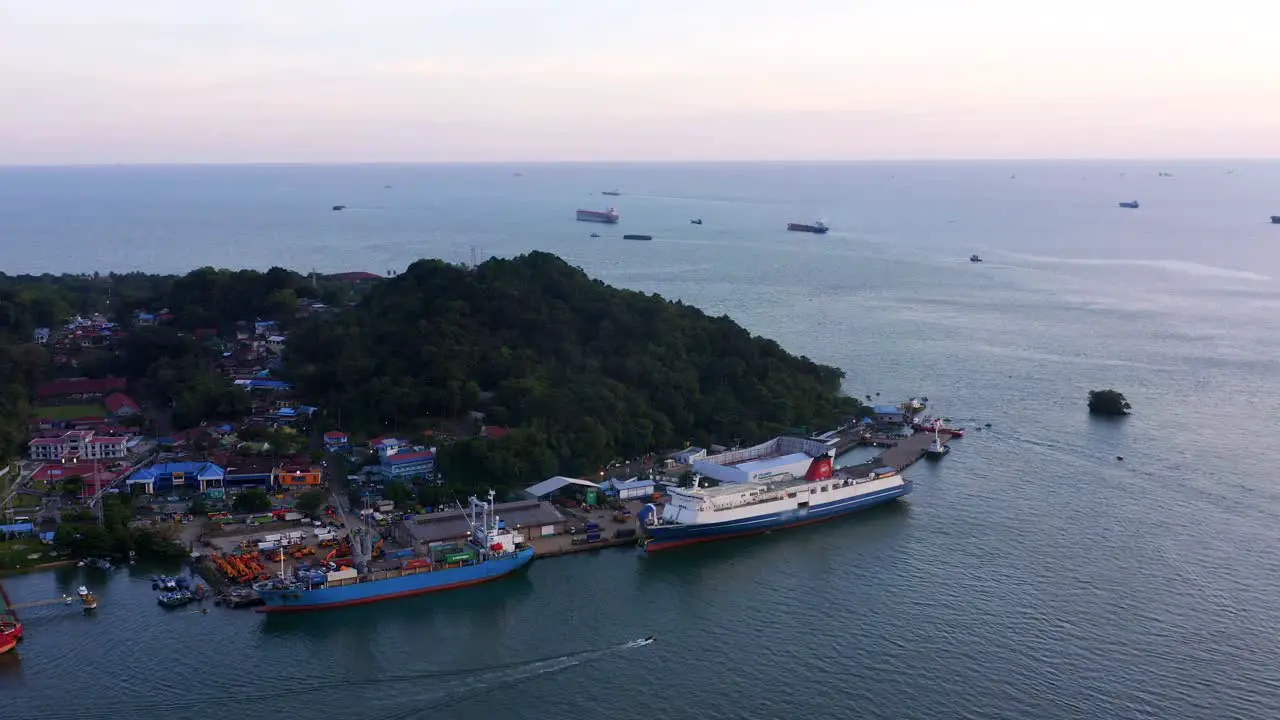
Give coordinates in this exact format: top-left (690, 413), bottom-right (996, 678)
top-left (32, 403), bottom-right (106, 421)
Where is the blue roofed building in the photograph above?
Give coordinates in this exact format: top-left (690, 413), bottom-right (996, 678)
top-left (127, 462), bottom-right (226, 494)
top-left (377, 446), bottom-right (437, 481)
top-left (601, 477), bottom-right (657, 500)
top-left (871, 404), bottom-right (906, 424)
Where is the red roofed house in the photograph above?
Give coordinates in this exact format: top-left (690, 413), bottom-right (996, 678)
top-left (479, 425), bottom-right (511, 440)
top-left (103, 392), bottom-right (141, 418)
top-left (323, 430), bottom-right (349, 450)
top-left (36, 376), bottom-right (127, 400)
top-left (28, 430), bottom-right (129, 462)
top-left (32, 462), bottom-right (120, 498)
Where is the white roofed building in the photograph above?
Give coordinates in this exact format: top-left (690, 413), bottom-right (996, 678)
top-left (692, 436), bottom-right (830, 485)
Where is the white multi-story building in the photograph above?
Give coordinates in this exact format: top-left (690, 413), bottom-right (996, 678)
top-left (28, 430), bottom-right (129, 462)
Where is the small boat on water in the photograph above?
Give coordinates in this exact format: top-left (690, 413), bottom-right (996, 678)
top-left (589, 233), bottom-right (600, 238)
top-left (1271, 216), bottom-right (1280, 224)
top-left (152, 576), bottom-right (178, 592)
top-left (623, 234), bottom-right (653, 241)
top-left (787, 221), bottom-right (829, 234)
top-left (332, 205), bottom-right (346, 211)
top-left (78, 586), bottom-right (98, 611)
top-left (970, 254), bottom-right (983, 263)
top-left (1118, 200), bottom-right (1139, 209)
top-left (690, 218), bottom-right (703, 225)
top-left (158, 590), bottom-right (194, 609)
top-left (602, 190), bottom-right (621, 196)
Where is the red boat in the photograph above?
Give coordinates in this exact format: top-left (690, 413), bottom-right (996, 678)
top-left (1, 580), bottom-right (22, 651)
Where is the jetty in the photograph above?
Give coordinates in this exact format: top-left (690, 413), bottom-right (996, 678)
top-left (839, 430), bottom-right (957, 475)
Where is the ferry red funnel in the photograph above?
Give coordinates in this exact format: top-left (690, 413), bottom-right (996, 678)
top-left (804, 454), bottom-right (834, 482)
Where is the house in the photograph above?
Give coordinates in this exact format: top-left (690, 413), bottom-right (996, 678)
top-left (370, 436), bottom-right (405, 453)
top-left (265, 335), bottom-right (286, 353)
top-left (32, 463), bottom-right (120, 499)
top-left (33, 327), bottom-right (51, 344)
top-left (602, 477), bottom-right (657, 500)
top-left (377, 446), bottom-right (436, 481)
top-left (28, 430), bottom-right (128, 461)
top-left (479, 425), bottom-right (511, 440)
top-left (323, 431), bottom-right (349, 450)
top-left (127, 462), bottom-right (226, 494)
top-left (135, 312), bottom-right (156, 326)
top-left (103, 392), bottom-right (141, 418)
top-left (253, 321), bottom-right (278, 337)
top-left (36, 376), bottom-right (127, 401)
top-left (872, 404), bottom-right (906, 424)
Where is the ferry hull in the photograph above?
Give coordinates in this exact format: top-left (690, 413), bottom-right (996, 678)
top-left (642, 484), bottom-right (910, 553)
top-left (255, 548), bottom-right (534, 613)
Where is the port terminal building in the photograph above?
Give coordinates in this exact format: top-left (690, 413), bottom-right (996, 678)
top-left (691, 436), bottom-right (832, 485)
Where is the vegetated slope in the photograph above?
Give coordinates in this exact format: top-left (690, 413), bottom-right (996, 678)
top-left (286, 252), bottom-right (861, 480)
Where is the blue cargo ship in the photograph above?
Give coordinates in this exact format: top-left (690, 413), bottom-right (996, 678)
top-left (639, 454), bottom-right (910, 552)
top-left (254, 492), bottom-right (533, 613)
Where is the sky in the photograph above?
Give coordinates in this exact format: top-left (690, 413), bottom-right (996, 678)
top-left (1, 0), bottom-right (1278, 163)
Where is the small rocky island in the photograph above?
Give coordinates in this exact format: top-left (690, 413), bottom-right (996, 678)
top-left (1087, 389), bottom-right (1132, 416)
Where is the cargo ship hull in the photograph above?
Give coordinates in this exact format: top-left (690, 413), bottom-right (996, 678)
top-left (577, 209), bottom-right (619, 224)
top-left (642, 484), bottom-right (909, 552)
top-left (787, 223), bottom-right (829, 234)
top-left (255, 547), bottom-right (534, 613)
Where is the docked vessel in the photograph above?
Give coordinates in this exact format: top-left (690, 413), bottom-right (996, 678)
top-left (254, 491), bottom-right (533, 613)
top-left (923, 422), bottom-right (950, 460)
top-left (577, 208), bottom-right (620, 224)
top-left (1, 580), bottom-right (21, 654)
top-left (639, 449), bottom-right (910, 552)
top-left (1118, 200), bottom-right (1139, 209)
top-left (787, 221), bottom-right (829, 234)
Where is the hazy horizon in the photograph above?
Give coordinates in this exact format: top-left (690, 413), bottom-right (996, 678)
top-left (3, 1), bottom-right (1279, 164)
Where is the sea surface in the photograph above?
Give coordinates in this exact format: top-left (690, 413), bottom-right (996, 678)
top-left (3, 161), bottom-right (1280, 720)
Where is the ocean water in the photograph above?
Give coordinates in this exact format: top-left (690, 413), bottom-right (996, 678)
top-left (3, 161), bottom-right (1280, 720)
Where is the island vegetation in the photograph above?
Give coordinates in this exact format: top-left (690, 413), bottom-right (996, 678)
top-left (1087, 389), bottom-right (1132, 416)
top-left (0, 254), bottom-right (864, 501)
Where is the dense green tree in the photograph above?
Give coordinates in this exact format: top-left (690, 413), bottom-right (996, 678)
top-left (286, 252), bottom-right (862, 490)
top-left (295, 489), bottom-right (328, 516)
top-left (233, 489), bottom-right (273, 513)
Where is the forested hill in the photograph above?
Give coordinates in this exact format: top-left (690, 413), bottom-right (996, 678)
top-left (286, 252), bottom-right (863, 477)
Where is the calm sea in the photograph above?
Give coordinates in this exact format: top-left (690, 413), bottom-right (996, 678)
top-left (2, 162), bottom-right (1280, 720)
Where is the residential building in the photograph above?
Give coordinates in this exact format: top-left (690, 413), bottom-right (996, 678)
top-left (103, 392), bottom-right (141, 418)
top-left (323, 431), bottom-right (349, 450)
top-left (33, 327), bottom-right (50, 344)
top-left (265, 335), bottom-right (286, 353)
top-left (28, 430), bottom-right (128, 461)
top-left (871, 404), bottom-right (906, 425)
top-left (377, 446), bottom-right (436, 481)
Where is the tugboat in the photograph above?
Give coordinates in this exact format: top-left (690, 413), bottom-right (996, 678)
top-left (787, 221), bottom-right (829, 234)
top-left (923, 421), bottom-right (950, 460)
top-left (77, 586), bottom-right (98, 612)
top-left (1118, 200), bottom-right (1140, 209)
top-left (970, 254), bottom-right (983, 263)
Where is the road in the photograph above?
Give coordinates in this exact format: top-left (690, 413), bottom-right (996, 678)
top-left (1, 461), bottom-right (45, 522)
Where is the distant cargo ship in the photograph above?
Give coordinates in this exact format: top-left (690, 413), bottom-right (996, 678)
top-left (602, 190), bottom-right (621, 196)
top-left (1118, 201), bottom-right (1139, 209)
top-left (639, 442), bottom-right (910, 552)
top-left (787, 221), bottom-right (829, 234)
top-left (254, 492), bottom-right (533, 613)
top-left (577, 208), bottom-right (620, 224)
top-left (623, 234), bottom-right (652, 241)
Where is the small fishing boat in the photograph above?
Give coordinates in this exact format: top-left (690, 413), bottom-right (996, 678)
top-left (601, 190), bottom-right (621, 196)
top-left (970, 254), bottom-right (982, 263)
top-left (1118, 200), bottom-right (1139, 209)
top-left (589, 233), bottom-right (600, 238)
top-left (332, 205), bottom-right (346, 211)
top-left (158, 590), bottom-right (194, 609)
top-left (690, 218), bottom-right (703, 225)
